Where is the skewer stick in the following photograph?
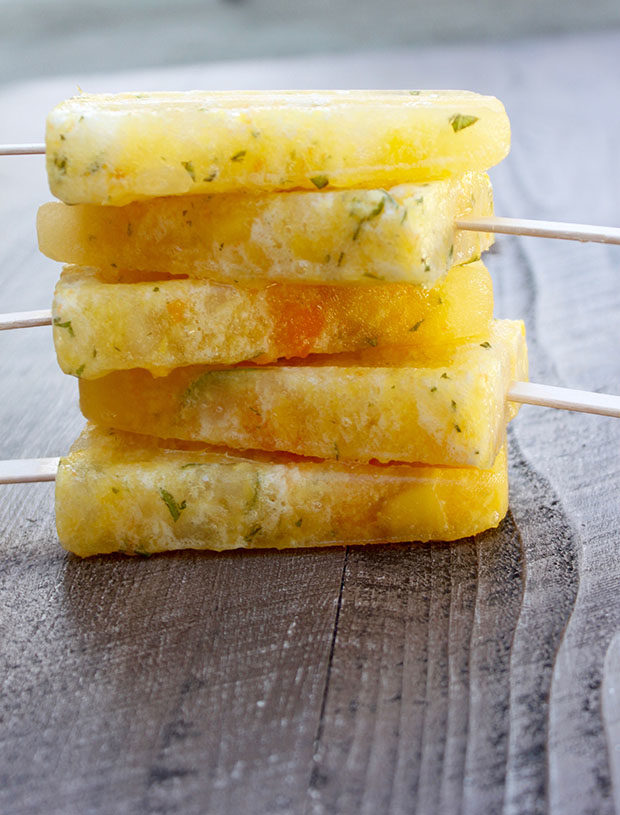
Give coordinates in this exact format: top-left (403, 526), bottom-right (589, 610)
top-left (1, 382), bottom-right (618, 484)
top-left (507, 381), bottom-right (620, 418)
top-left (0, 309), bottom-right (52, 331)
top-left (456, 215), bottom-right (620, 245)
top-left (0, 457), bottom-right (59, 484)
top-left (0, 143), bottom-right (45, 156)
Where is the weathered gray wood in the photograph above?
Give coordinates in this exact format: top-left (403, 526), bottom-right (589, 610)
top-left (1, 30), bottom-right (620, 815)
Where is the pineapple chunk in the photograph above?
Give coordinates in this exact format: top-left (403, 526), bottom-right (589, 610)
top-left (46, 90), bottom-right (510, 205)
top-left (53, 261), bottom-right (493, 378)
top-left (55, 424), bottom-right (509, 557)
top-left (38, 173), bottom-right (493, 286)
top-left (79, 320), bottom-right (527, 468)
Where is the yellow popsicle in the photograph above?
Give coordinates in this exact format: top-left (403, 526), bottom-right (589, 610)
top-left (38, 173), bottom-right (493, 286)
top-left (56, 424), bottom-right (509, 557)
top-left (46, 91), bottom-right (510, 205)
top-left (53, 261), bottom-right (494, 378)
top-left (79, 320), bottom-right (527, 468)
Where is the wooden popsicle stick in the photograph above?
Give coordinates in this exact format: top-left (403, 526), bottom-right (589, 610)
top-left (507, 381), bottom-right (620, 418)
top-left (0, 309), bottom-right (52, 331)
top-left (0, 457), bottom-right (59, 484)
top-left (1, 383), bottom-right (618, 484)
top-left (0, 143), bottom-right (45, 156)
top-left (457, 215), bottom-right (620, 246)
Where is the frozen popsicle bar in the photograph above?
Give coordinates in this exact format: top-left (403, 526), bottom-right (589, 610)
top-left (79, 320), bottom-right (527, 468)
top-left (46, 90), bottom-right (510, 205)
top-left (53, 261), bottom-right (493, 378)
top-left (38, 173), bottom-right (494, 286)
top-left (56, 424), bottom-right (509, 557)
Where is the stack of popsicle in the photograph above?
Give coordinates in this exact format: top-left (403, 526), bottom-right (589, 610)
top-left (37, 90), bottom-right (527, 557)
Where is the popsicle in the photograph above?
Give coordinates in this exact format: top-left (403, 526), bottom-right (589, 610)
top-left (55, 424), bottom-right (509, 557)
top-left (46, 90), bottom-right (510, 205)
top-left (79, 319), bottom-right (527, 468)
top-left (38, 172), bottom-right (493, 286)
top-left (52, 261), bottom-right (493, 378)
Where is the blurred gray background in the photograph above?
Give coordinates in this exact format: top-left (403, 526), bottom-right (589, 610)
top-left (3, 0), bottom-right (620, 86)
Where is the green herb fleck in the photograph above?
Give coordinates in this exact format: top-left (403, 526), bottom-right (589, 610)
top-left (110, 262), bottom-right (117, 268)
top-left (92, 348), bottom-right (97, 358)
top-left (415, 196), bottom-right (424, 205)
top-left (451, 399), bottom-right (457, 411)
top-left (365, 336), bottom-right (378, 347)
top-left (203, 169), bottom-right (218, 182)
top-left (333, 442), bottom-right (340, 461)
top-left (454, 424), bottom-right (462, 433)
top-left (153, 286), bottom-right (159, 292)
top-left (75, 364), bottom-right (85, 377)
top-left (53, 318), bottom-right (74, 337)
top-left (448, 244), bottom-right (454, 259)
top-left (450, 113), bottom-right (479, 132)
top-left (409, 320), bottom-right (424, 332)
top-left (86, 160), bottom-right (101, 175)
top-left (310, 174), bottom-right (329, 189)
top-left (113, 345), bottom-right (121, 351)
top-left (352, 196), bottom-right (385, 240)
top-left (441, 372), bottom-right (450, 379)
top-left (408, 90), bottom-right (421, 96)
top-left (231, 150), bottom-right (246, 162)
top-left (480, 341), bottom-right (492, 349)
top-left (247, 472), bottom-right (261, 511)
top-left (127, 222), bottom-right (133, 237)
top-left (249, 406), bottom-right (261, 417)
top-left (400, 209), bottom-right (408, 224)
top-left (337, 251), bottom-right (345, 267)
top-left (295, 518), bottom-right (303, 527)
top-left (363, 271), bottom-right (384, 280)
top-left (53, 154), bottom-right (68, 174)
top-left (244, 524), bottom-right (262, 542)
top-left (159, 488), bottom-right (186, 522)
top-left (111, 487), bottom-right (119, 494)
top-left (475, 450), bottom-right (480, 455)
top-left (60, 134), bottom-right (66, 141)
top-left (437, 296), bottom-right (443, 305)
top-left (252, 130), bottom-right (261, 138)
top-left (430, 386), bottom-right (437, 393)
top-left (135, 547), bottom-right (151, 558)
top-left (181, 161), bottom-right (195, 180)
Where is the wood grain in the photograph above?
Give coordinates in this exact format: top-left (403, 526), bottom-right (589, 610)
top-left (1, 31), bottom-right (619, 815)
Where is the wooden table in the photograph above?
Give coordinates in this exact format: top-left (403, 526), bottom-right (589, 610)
top-left (1, 31), bottom-right (619, 815)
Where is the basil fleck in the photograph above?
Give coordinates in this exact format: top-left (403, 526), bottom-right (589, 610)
top-left (310, 174), bottom-right (329, 189)
top-left (410, 320), bottom-right (424, 332)
top-left (352, 197), bottom-right (385, 240)
top-left (75, 364), bottom-right (85, 377)
top-left (159, 488), bottom-right (187, 522)
top-left (181, 161), bottom-right (195, 180)
top-left (231, 150), bottom-right (246, 162)
top-left (244, 525), bottom-right (262, 542)
top-left (53, 318), bottom-right (74, 337)
top-left (450, 114), bottom-right (479, 132)
top-left (480, 341), bottom-right (492, 349)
